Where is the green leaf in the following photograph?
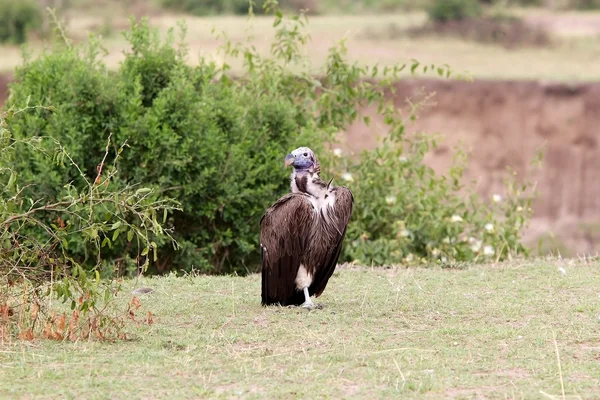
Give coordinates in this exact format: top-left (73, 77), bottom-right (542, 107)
top-left (135, 188), bottom-right (152, 196)
top-left (127, 229), bottom-right (134, 242)
top-left (410, 61), bottom-right (419, 74)
top-left (111, 221), bottom-right (122, 230)
top-left (141, 246), bottom-right (149, 256)
top-left (7, 172), bottom-right (16, 188)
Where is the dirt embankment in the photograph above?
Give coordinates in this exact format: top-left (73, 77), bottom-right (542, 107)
top-left (0, 74), bottom-right (11, 106)
top-left (342, 79), bottom-right (600, 256)
top-left (1, 74), bottom-right (598, 255)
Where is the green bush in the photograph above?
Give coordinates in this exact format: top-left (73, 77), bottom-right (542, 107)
top-left (570, 0), bottom-right (600, 9)
top-left (0, 0), bottom-right (43, 44)
top-left (159, 0), bottom-right (319, 16)
top-left (5, 10), bottom-right (536, 276)
top-left (333, 135), bottom-right (534, 266)
top-left (427, 0), bottom-right (481, 22)
top-left (1, 104), bottom-right (179, 339)
top-left (159, 0), bottom-right (266, 15)
top-left (6, 18), bottom-right (323, 275)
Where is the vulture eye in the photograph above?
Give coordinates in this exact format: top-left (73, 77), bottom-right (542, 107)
top-left (303, 153), bottom-right (308, 157)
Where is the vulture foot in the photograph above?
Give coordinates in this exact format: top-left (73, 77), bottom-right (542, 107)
top-left (301, 300), bottom-right (315, 310)
top-left (301, 301), bottom-right (323, 310)
top-left (300, 287), bottom-right (322, 310)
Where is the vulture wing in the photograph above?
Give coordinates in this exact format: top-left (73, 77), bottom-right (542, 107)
top-left (260, 193), bottom-right (315, 306)
top-left (310, 186), bottom-right (354, 298)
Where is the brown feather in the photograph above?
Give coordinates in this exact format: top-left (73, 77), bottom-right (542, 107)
top-left (309, 186), bottom-right (353, 297)
top-left (260, 194), bottom-right (314, 306)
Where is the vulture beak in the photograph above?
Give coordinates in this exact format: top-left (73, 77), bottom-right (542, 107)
top-left (284, 154), bottom-right (295, 168)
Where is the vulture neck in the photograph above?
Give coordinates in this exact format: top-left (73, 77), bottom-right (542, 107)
top-left (290, 168), bottom-right (330, 198)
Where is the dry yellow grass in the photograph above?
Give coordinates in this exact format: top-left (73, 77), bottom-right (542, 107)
top-left (2, 11), bottom-right (600, 81)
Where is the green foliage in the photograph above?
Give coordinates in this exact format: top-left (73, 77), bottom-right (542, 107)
top-left (159, 0), bottom-right (266, 15)
top-left (5, 15), bottom-right (320, 275)
top-left (427, 0), bottom-right (481, 22)
top-left (334, 137), bottom-right (535, 266)
top-left (0, 0), bottom-right (43, 44)
top-left (155, 0), bottom-right (598, 15)
top-left (0, 105), bottom-right (179, 339)
top-left (570, 0), bottom-right (600, 9)
top-left (5, 3), bottom-right (537, 277)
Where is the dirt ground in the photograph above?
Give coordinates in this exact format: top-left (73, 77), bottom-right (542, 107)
top-left (0, 73), bottom-right (11, 106)
top-left (341, 78), bottom-right (600, 256)
top-left (1, 74), bottom-right (598, 256)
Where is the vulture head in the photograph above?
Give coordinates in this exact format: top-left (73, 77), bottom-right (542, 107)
top-left (284, 147), bottom-right (318, 171)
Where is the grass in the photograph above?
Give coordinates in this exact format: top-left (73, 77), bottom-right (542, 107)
top-left (1, 258), bottom-right (600, 398)
top-left (2, 11), bottom-right (600, 81)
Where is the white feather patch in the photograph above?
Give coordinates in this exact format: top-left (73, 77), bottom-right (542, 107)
top-left (306, 176), bottom-right (336, 212)
top-left (295, 264), bottom-right (313, 290)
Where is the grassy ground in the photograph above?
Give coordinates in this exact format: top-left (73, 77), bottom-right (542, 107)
top-left (1, 258), bottom-right (599, 399)
top-left (2, 10), bottom-right (600, 81)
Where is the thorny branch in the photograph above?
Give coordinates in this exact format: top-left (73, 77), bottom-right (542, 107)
top-left (1, 114), bottom-right (179, 341)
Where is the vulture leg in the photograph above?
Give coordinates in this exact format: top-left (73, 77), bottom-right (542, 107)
top-left (301, 287), bottom-right (316, 310)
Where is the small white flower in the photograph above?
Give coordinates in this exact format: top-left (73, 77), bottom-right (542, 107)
top-left (442, 237), bottom-right (450, 244)
top-left (398, 156), bottom-right (408, 163)
top-left (517, 206), bottom-right (523, 212)
top-left (483, 245), bottom-right (495, 256)
top-left (405, 253), bottom-right (414, 262)
top-left (492, 194), bottom-right (502, 203)
top-left (558, 267), bottom-right (567, 276)
top-left (451, 215), bottom-right (463, 223)
top-left (484, 223), bottom-right (494, 233)
top-left (385, 195), bottom-right (396, 205)
top-left (333, 148), bottom-right (343, 157)
top-left (341, 172), bottom-right (353, 182)
top-left (431, 248), bottom-right (440, 257)
top-left (399, 229), bottom-right (410, 238)
top-left (470, 239), bottom-right (482, 252)
top-left (441, 256), bottom-right (448, 263)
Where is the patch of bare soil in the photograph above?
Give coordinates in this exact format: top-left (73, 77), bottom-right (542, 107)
top-left (407, 16), bottom-right (552, 49)
top-left (444, 385), bottom-right (504, 399)
top-left (341, 79), bottom-right (600, 256)
top-left (0, 73), bottom-right (12, 107)
top-left (472, 368), bottom-right (530, 379)
top-left (524, 11), bottom-right (600, 38)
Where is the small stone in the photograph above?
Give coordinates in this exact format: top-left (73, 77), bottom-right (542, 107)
top-left (132, 287), bottom-right (154, 295)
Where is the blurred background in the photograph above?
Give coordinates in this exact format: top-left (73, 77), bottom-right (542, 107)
top-left (1, 0), bottom-right (599, 257)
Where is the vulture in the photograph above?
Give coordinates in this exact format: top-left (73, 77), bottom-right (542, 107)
top-left (260, 147), bottom-right (354, 309)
